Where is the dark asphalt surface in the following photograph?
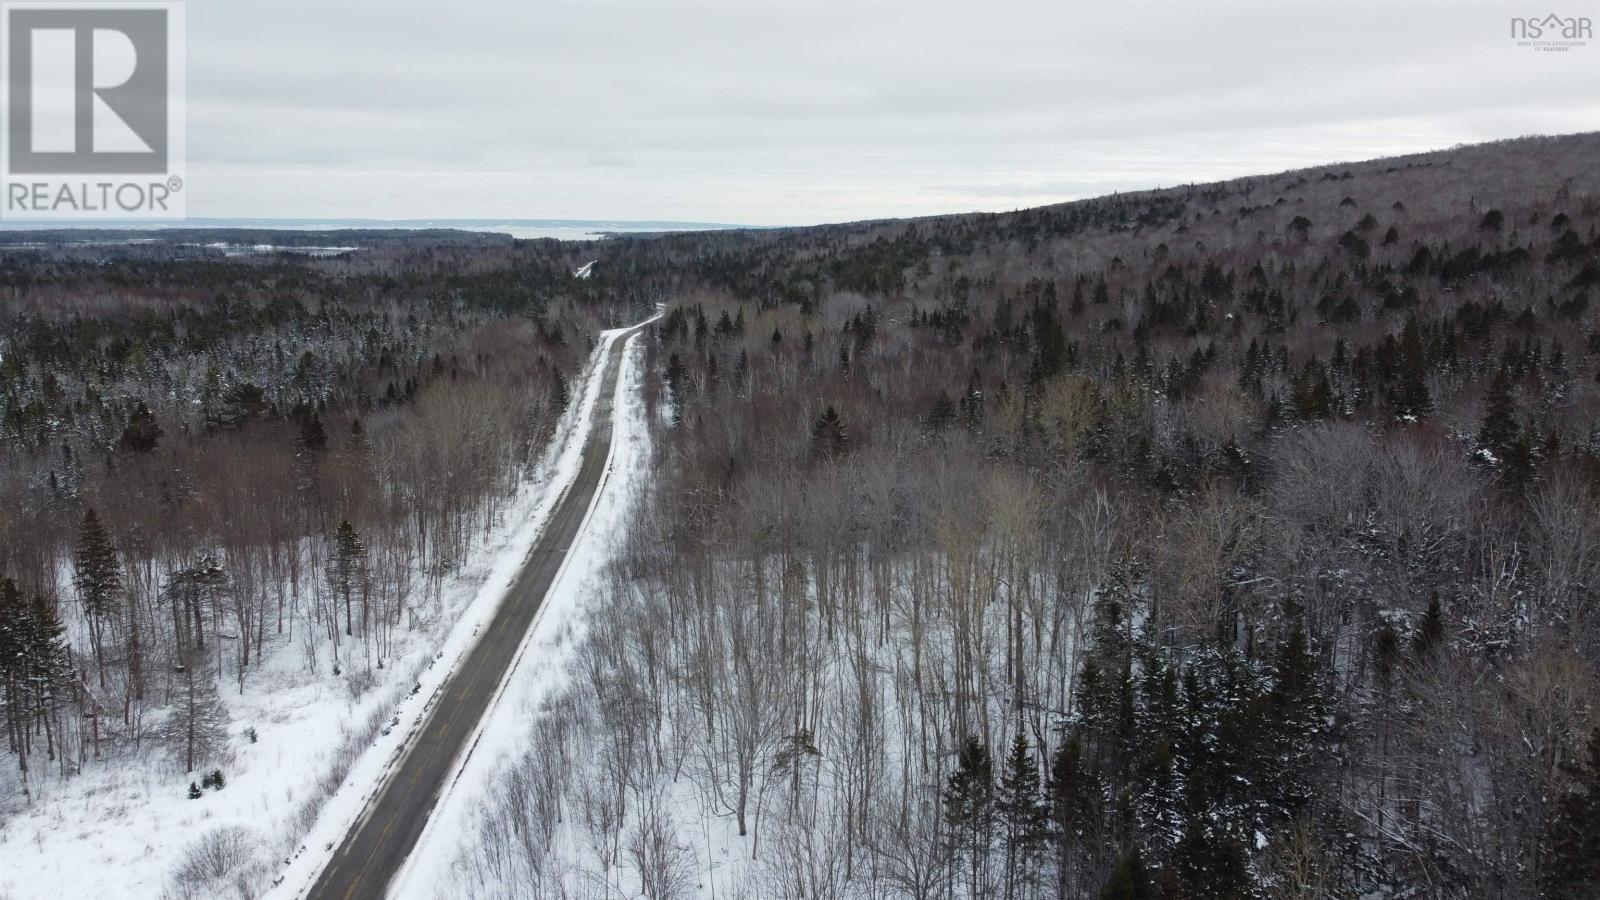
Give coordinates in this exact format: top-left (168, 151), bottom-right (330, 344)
top-left (305, 326), bottom-right (642, 900)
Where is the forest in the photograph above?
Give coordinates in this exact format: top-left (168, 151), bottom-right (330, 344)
top-left (0, 235), bottom-right (641, 799)
top-left (5, 133), bottom-right (1600, 899)
top-left (452, 133), bottom-right (1600, 899)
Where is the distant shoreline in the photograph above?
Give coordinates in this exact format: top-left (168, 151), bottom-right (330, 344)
top-left (0, 217), bottom-right (748, 232)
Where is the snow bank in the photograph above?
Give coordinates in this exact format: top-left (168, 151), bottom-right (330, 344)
top-left (391, 325), bottom-right (654, 897)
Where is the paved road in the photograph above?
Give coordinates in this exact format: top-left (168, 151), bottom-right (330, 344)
top-left (306, 325), bottom-right (643, 900)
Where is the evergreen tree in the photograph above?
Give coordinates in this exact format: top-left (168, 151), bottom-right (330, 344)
top-left (663, 353), bottom-right (688, 423)
top-left (1290, 359), bottom-right (1336, 419)
top-left (297, 412), bottom-right (328, 455)
top-left (1098, 848), bottom-right (1154, 900)
top-left (1051, 735), bottom-right (1098, 897)
top-left (23, 592), bottom-right (72, 769)
top-left (1477, 366), bottom-right (1519, 461)
top-left (1265, 622), bottom-right (1327, 813)
top-left (944, 735), bottom-right (995, 897)
top-left (1392, 315), bottom-right (1432, 418)
top-left (1135, 653), bottom-right (1183, 847)
top-left (926, 393), bottom-right (956, 431)
top-left (162, 656), bottom-right (228, 774)
top-left (294, 407), bottom-right (330, 534)
top-left (327, 521), bottom-right (368, 639)
top-left (1413, 592), bottom-right (1445, 663)
top-left (118, 400), bottom-right (162, 453)
top-left (1174, 822), bottom-right (1252, 899)
top-left (72, 508), bottom-right (121, 688)
top-left (1028, 300), bottom-right (1069, 385)
top-left (996, 730), bottom-right (1051, 898)
top-left (0, 578), bottom-right (32, 779)
top-left (550, 369), bottom-right (570, 413)
top-left (1542, 728), bottom-right (1600, 897)
top-left (812, 405), bottom-right (848, 459)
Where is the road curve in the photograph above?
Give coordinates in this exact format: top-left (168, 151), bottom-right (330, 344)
top-left (306, 323), bottom-right (646, 900)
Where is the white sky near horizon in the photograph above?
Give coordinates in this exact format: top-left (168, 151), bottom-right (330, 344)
top-left (178, 0), bottom-right (1599, 226)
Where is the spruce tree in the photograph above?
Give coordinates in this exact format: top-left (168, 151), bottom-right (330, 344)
top-left (1051, 736), bottom-right (1097, 897)
top-left (1392, 315), bottom-right (1432, 419)
top-left (1098, 847), bottom-right (1153, 900)
top-left (163, 647), bottom-right (229, 773)
top-left (927, 393), bottom-right (956, 431)
top-left (297, 412), bottom-right (328, 455)
top-left (1174, 822), bottom-right (1251, 899)
top-left (812, 405), bottom-right (848, 459)
top-left (327, 521), bottom-right (367, 638)
top-left (663, 353), bottom-right (688, 423)
top-left (1477, 366), bottom-right (1519, 461)
top-left (1413, 592), bottom-right (1445, 663)
top-left (1290, 359), bottom-right (1335, 419)
top-left (1542, 728), bottom-right (1600, 897)
top-left (0, 578), bottom-right (32, 766)
top-left (295, 408), bottom-right (329, 534)
top-left (1028, 300), bottom-right (1069, 385)
top-left (550, 369), bottom-right (570, 413)
top-left (944, 735), bottom-right (995, 896)
top-left (25, 592), bottom-right (72, 766)
top-left (118, 400), bottom-right (162, 453)
top-left (997, 730), bottom-right (1051, 898)
top-left (72, 508), bottom-right (121, 687)
top-left (1266, 622), bottom-right (1326, 813)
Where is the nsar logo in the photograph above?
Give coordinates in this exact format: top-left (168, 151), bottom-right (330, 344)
top-left (1510, 13), bottom-right (1592, 51)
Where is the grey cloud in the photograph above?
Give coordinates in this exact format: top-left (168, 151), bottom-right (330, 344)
top-left (182, 1), bottom-right (1600, 224)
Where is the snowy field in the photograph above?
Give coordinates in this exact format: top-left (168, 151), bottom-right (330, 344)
top-left (0, 324), bottom-right (647, 900)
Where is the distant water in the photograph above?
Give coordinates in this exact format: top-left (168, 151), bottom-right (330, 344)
top-left (0, 217), bottom-right (748, 242)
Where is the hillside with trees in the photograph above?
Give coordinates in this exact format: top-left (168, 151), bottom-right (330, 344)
top-left (448, 133), bottom-right (1600, 899)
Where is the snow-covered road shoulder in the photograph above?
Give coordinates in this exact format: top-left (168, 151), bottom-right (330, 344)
top-left (263, 321), bottom-right (651, 900)
top-left (388, 325), bottom-right (654, 897)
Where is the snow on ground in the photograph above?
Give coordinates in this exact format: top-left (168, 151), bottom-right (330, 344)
top-left (264, 322), bottom-right (653, 900)
top-left (0, 323), bottom-right (639, 900)
top-left (392, 326), bottom-right (654, 898)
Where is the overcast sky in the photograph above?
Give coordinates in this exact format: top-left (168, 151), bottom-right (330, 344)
top-left (185, 1), bottom-right (1600, 225)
